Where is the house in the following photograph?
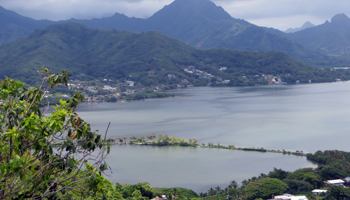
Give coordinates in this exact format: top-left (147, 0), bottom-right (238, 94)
top-left (188, 66), bottom-right (196, 70)
top-left (181, 79), bottom-right (190, 85)
top-left (273, 194), bottom-right (308, 200)
top-left (168, 74), bottom-right (176, 78)
top-left (126, 89), bottom-right (135, 94)
top-left (103, 85), bottom-right (117, 90)
top-left (312, 189), bottom-right (327, 195)
top-left (151, 195), bottom-right (167, 200)
top-left (151, 197), bottom-right (163, 200)
top-left (345, 177), bottom-right (350, 182)
top-left (126, 81), bottom-right (135, 86)
top-left (326, 179), bottom-right (345, 186)
top-left (222, 80), bottom-right (230, 84)
top-left (219, 67), bottom-right (227, 71)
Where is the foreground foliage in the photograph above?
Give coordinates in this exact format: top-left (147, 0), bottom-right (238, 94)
top-left (0, 68), bottom-right (110, 199)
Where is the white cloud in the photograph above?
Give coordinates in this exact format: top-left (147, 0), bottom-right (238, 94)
top-left (0, 0), bottom-right (174, 20)
top-left (0, 0), bottom-right (349, 30)
top-left (213, 0), bottom-right (350, 30)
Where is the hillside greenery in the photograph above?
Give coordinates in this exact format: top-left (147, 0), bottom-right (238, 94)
top-left (68, 0), bottom-right (349, 67)
top-left (0, 23), bottom-right (349, 89)
top-left (1, 0), bottom-right (350, 68)
top-left (195, 150), bottom-right (350, 199)
top-left (287, 14), bottom-right (350, 58)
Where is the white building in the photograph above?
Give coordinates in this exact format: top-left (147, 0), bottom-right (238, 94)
top-left (126, 81), bottom-right (135, 86)
top-left (326, 179), bottom-right (345, 185)
top-left (274, 194), bottom-right (308, 200)
top-left (312, 189), bottom-right (327, 195)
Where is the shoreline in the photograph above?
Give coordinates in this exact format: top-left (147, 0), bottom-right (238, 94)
top-left (106, 139), bottom-right (306, 157)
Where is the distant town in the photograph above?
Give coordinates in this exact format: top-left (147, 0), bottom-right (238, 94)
top-left (43, 65), bottom-right (307, 104)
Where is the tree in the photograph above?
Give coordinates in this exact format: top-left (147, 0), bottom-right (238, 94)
top-left (139, 135), bottom-right (145, 143)
top-left (268, 168), bottom-right (289, 180)
top-left (151, 134), bottom-right (156, 140)
top-left (0, 68), bottom-right (111, 199)
top-left (325, 185), bottom-right (350, 200)
top-left (229, 180), bottom-right (238, 189)
top-left (122, 182), bottom-right (154, 199)
top-left (243, 178), bottom-right (287, 200)
top-left (130, 136), bottom-right (138, 143)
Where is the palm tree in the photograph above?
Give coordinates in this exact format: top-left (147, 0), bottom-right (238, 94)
top-left (170, 136), bottom-right (177, 144)
top-left (229, 180), bottom-right (238, 189)
top-left (139, 135), bottom-right (145, 142)
top-left (158, 134), bottom-right (164, 142)
top-left (192, 138), bottom-right (198, 146)
top-left (241, 179), bottom-right (249, 188)
top-left (123, 136), bottom-right (127, 144)
top-left (164, 135), bottom-right (170, 144)
top-left (215, 186), bottom-right (222, 194)
top-left (130, 136), bottom-right (138, 142)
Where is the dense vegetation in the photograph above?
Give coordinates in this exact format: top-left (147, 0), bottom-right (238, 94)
top-left (2, 0), bottom-right (349, 68)
top-left (125, 89), bottom-right (175, 101)
top-left (0, 69), bottom-right (112, 199)
top-left (307, 150), bottom-right (350, 175)
top-left (0, 23), bottom-right (349, 89)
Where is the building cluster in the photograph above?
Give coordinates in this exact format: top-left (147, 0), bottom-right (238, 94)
top-left (64, 79), bottom-right (146, 102)
top-left (183, 65), bottom-right (230, 84)
top-left (272, 177), bottom-right (350, 200)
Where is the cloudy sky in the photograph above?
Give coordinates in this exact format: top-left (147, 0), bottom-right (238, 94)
top-left (0, 0), bottom-right (349, 31)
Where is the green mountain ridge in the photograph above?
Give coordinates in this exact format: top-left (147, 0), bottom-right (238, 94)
top-left (0, 6), bottom-right (54, 45)
top-left (0, 0), bottom-right (348, 68)
top-left (287, 13), bottom-right (350, 58)
top-left (60, 0), bottom-right (350, 67)
top-left (0, 23), bottom-right (347, 87)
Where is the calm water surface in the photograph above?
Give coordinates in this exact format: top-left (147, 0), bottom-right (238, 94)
top-left (74, 82), bottom-right (350, 192)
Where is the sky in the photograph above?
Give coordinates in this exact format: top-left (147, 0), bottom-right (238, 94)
top-left (0, 0), bottom-right (349, 31)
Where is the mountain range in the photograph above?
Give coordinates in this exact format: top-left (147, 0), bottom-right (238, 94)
top-left (286, 14), bottom-right (350, 57)
top-left (0, 0), bottom-right (350, 68)
top-left (0, 23), bottom-right (345, 87)
top-left (285, 22), bottom-right (315, 33)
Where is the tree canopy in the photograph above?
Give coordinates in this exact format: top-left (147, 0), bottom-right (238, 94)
top-left (0, 68), bottom-right (111, 199)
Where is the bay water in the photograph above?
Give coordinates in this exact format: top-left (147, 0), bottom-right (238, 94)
top-left (75, 82), bottom-right (350, 192)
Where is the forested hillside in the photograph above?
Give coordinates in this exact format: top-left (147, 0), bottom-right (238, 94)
top-left (1, 0), bottom-right (349, 68)
top-left (0, 23), bottom-right (348, 87)
top-left (287, 14), bottom-right (350, 58)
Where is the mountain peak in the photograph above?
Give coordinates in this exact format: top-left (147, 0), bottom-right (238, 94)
top-left (331, 13), bottom-right (350, 24)
top-left (149, 0), bottom-right (233, 22)
top-left (285, 21), bottom-right (315, 33)
top-left (300, 21), bottom-right (315, 29)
